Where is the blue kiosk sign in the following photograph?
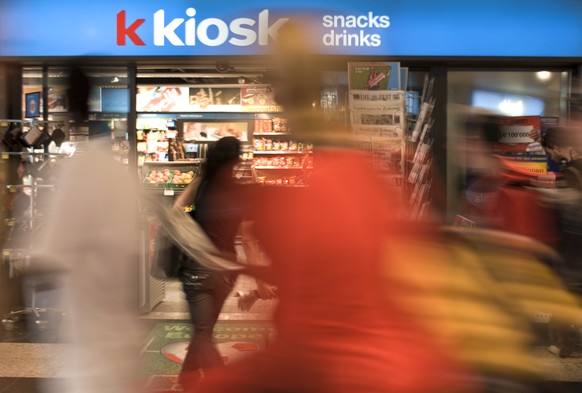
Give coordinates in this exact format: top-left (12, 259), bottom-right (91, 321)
top-left (1, 0), bottom-right (582, 58)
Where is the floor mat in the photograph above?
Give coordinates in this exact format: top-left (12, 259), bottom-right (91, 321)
top-left (140, 320), bottom-right (276, 378)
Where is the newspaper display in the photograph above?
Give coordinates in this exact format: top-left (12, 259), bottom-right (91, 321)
top-left (406, 74), bottom-right (435, 220)
top-left (349, 90), bottom-right (406, 140)
top-left (348, 89), bottom-right (406, 188)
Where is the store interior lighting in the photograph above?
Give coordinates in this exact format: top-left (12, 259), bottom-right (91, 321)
top-left (136, 73), bottom-right (263, 79)
top-left (472, 89), bottom-right (545, 116)
top-left (536, 71), bottom-right (552, 81)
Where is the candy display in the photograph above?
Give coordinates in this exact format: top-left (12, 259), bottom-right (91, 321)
top-left (253, 138), bottom-right (310, 152)
top-left (258, 175), bottom-right (305, 186)
top-left (254, 156), bottom-right (302, 168)
top-left (254, 117), bottom-right (288, 134)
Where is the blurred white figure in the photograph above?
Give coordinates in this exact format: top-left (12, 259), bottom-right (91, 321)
top-left (32, 138), bottom-right (143, 393)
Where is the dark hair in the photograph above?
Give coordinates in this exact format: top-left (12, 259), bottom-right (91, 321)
top-left (204, 137), bottom-right (240, 180)
top-left (542, 126), bottom-right (570, 149)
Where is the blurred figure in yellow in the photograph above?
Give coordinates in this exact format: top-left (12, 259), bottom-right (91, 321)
top-left (381, 224), bottom-right (582, 392)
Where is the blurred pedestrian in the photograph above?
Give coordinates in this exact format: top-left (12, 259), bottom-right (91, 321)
top-left (543, 126), bottom-right (582, 190)
top-left (174, 137), bottom-right (276, 391)
top-left (29, 64), bottom-right (145, 393)
top-left (541, 126), bottom-right (582, 357)
top-left (458, 113), bottom-right (559, 246)
top-left (186, 20), bottom-right (474, 393)
top-left (32, 137), bottom-right (144, 393)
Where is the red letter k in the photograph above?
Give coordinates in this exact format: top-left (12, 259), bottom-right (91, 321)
top-left (117, 10), bottom-right (145, 46)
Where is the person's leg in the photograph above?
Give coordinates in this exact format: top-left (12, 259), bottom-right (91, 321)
top-left (180, 271), bottom-right (224, 390)
top-left (183, 291), bottom-right (225, 371)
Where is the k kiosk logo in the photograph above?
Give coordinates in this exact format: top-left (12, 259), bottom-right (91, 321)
top-left (116, 8), bottom-right (289, 47)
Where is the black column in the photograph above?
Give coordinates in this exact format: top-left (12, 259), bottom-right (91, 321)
top-left (430, 66), bottom-right (449, 221)
top-left (127, 64), bottom-right (137, 175)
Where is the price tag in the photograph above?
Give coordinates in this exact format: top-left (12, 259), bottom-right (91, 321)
top-left (163, 189), bottom-right (175, 196)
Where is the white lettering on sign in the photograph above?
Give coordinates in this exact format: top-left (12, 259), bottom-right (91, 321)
top-left (499, 125), bottom-right (534, 144)
top-left (118, 8), bottom-right (288, 47)
top-left (322, 11), bottom-right (390, 48)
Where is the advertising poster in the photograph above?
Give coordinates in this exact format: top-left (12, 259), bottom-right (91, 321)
top-left (348, 62), bottom-right (401, 91)
top-left (189, 87), bottom-right (242, 112)
top-left (47, 87), bottom-right (68, 112)
top-left (501, 155), bottom-right (548, 176)
top-left (498, 116), bottom-right (548, 174)
top-left (137, 87), bottom-right (190, 112)
top-left (25, 92), bottom-right (41, 118)
top-left (181, 120), bottom-right (249, 142)
top-left (241, 87), bottom-right (281, 112)
top-left (498, 116), bottom-right (543, 154)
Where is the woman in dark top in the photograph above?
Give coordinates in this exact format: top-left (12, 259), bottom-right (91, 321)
top-left (175, 137), bottom-right (275, 389)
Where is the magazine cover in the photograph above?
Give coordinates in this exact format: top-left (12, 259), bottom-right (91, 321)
top-left (498, 116), bottom-right (548, 174)
top-left (498, 116), bottom-right (543, 154)
top-left (348, 62), bottom-right (401, 90)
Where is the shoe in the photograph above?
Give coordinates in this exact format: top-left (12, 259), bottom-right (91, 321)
top-left (548, 345), bottom-right (561, 355)
top-left (548, 344), bottom-right (574, 358)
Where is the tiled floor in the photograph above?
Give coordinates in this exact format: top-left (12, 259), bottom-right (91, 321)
top-left (0, 378), bottom-right (43, 393)
top-left (0, 343), bottom-right (70, 378)
top-left (2, 278), bottom-right (582, 393)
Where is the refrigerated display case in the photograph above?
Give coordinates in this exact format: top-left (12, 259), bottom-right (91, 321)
top-left (138, 159), bottom-right (202, 312)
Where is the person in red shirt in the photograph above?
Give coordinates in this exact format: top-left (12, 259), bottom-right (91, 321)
top-left (184, 21), bottom-right (475, 393)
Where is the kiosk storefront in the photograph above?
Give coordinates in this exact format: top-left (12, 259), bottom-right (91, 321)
top-left (2, 0), bottom-right (582, 311)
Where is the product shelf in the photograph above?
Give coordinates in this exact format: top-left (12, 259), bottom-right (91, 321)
top-left (253, 132), bottom-right (290, 136)
top-left (141, 159), bottom-right (204, 165)
top-left (254, 166), bottom-right (312, 170)
top-left (252, 151), bottom-right (312, 155)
